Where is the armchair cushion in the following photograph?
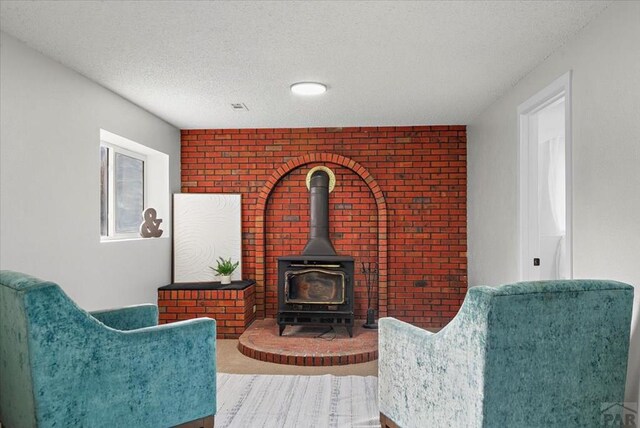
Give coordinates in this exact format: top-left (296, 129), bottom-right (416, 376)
top-left (0, 270), bottom-right (216, 428)
top-left (90, 304), bottom-right (159, 330)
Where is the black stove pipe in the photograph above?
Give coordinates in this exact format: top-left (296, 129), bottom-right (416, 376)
top-left (301, 170), bottom-right (337, 256)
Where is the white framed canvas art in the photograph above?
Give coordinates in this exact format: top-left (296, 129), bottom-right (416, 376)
top-left (173, 194), bottom-right (242, 282)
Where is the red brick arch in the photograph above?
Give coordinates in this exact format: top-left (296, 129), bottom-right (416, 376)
top-left (254, 153), bottom-right (388, 319)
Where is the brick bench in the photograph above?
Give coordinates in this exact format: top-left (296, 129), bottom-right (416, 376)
top-left (158, 280), bottom-right (256, 338)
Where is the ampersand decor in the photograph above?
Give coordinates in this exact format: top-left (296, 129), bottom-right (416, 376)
top-left (140, 208), bottom-right (163, 238)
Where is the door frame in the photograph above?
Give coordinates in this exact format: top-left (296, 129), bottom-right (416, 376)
top-left (517, 71), bottom-right (573, 280)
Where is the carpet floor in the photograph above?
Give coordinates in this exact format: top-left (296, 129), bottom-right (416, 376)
top-left (216, 373), bottom-right (379, 428)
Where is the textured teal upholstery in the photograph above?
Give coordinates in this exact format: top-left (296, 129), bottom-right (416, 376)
top-left (90, 304), bottom-right (159, 331)
top-left (379, 279), bottom-right (634, 428)
top-left (0, 270), bottom-right (216, 428)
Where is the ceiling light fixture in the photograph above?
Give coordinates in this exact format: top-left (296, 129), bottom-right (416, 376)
top-left (290, 82), bottom-right (327, 96)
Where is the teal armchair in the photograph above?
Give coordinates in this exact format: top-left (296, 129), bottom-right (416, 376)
top-left (379, 280), bottom-right (634, 428)
top-left (0, 270), bottom-right (216, 428)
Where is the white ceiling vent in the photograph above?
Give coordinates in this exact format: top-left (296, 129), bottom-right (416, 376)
top-left (231, 103), bottom-right (249, 111)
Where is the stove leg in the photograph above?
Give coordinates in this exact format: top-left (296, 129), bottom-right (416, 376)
top-left (347, 326), bottom-right (353, 337)
top-left (279, 325), bottom-right (285, 336)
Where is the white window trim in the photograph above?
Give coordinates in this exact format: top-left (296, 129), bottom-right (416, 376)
top-left (99, 129), bottom-right (170, 243)
top-left (100, 141), bottom-right (148, 241)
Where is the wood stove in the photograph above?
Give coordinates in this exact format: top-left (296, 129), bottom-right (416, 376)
top-left (277, 169), bottom-right (355, 337)
top-left (277, 255), bottom-right (354, 337)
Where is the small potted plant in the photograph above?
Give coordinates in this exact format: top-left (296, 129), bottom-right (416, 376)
top-left (210, 257), bottom-right (239, 285)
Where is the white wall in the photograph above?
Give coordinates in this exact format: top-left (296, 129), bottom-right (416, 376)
top-left (468, 2), bottom-right (640, 403)
top-left (0, 32), bottom-right (180, 310)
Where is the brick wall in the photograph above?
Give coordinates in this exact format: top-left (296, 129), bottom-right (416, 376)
top-left (181, 126), bottom-right (467, 328)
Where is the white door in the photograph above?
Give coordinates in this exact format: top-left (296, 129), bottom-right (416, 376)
top-left (518, 72), bottom-right (572, 281)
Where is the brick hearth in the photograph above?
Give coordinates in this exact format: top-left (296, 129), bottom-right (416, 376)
top-left (238, 319), bottom-right (378, 366)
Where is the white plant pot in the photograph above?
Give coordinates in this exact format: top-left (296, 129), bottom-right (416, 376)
top-left (220, 275), bottom-right (232, 285)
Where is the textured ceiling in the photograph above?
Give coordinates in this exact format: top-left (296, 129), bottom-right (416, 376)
top-left (0, 1), bottom-right (609, 129)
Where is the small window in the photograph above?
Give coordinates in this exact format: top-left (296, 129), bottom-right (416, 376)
top-left (101, 142), bottom-right (146, 239)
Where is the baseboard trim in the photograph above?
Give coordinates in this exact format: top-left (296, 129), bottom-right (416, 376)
top-left (380, 412), bottom-right (400, 428)
top-left (174, 415), bottom-right (214, 428)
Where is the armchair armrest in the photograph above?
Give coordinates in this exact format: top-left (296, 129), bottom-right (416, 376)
top-left (32, 317), bottom-right (217, 427)
top-left (90, 303), bottom-right (158, 331)
top-left (378, 316), bottom-right (487, 428)
top-left (110, 318), bottom-right (217, 426)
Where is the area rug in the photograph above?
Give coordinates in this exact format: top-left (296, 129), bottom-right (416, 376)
top-left (216, 373), bottom-right (379, 428)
